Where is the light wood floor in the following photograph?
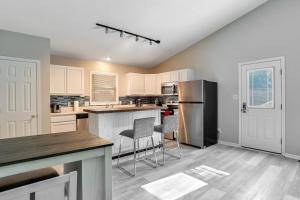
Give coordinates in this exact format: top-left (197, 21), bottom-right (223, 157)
top-left (112, 143), bottom-right (300, 200)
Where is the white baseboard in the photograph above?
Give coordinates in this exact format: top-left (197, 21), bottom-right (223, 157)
top-left (284, 153), bottom-right (300, 160)
top-left (218, 140), bottom-right (240, 147)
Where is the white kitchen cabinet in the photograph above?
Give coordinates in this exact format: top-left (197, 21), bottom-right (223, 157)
top-left (127, 73), bottom-right (145, 95)
top-left (155, 73), bottom-right (162, 94)
top-left (179, 69), bottom-right (194, 82)
top-left (126, 69), bottom-right (194, 95)
top-left (50, 65), bottom-right (84, 95)
top-left (170, 71), bottom-right (180, 82)
top-left (144, 74), bottom-right (156, 95)
top-left (161, 72), bottom-right (171, 83)
top-left (66, 67), bottom-right (84, 95)
top-left (50, 65), bottom-right (67, 94)
top-left (50, 115), bottom-right (76, 133)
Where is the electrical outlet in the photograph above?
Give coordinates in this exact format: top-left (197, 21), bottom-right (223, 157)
top-left (218, 128), bottom-right (222, 134)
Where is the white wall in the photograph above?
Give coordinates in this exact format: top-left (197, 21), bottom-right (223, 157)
top-left (152, 0), bottom-right (300, 156)
top-left (0, 29), bottom-right (50, 133)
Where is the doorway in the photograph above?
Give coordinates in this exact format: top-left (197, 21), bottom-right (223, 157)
top-left (0, 57), bottom-right (40, 138)
top-left (239, 57), bottom-right (285, 153)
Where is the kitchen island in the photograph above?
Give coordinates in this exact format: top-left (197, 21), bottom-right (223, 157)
top-left (84, 105), bottom-right (162, 156)
top-left (0, 132), bottom-right (113, 200)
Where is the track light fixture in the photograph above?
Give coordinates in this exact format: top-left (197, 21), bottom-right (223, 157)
top-left (96, 23), bottom-right (160, 45)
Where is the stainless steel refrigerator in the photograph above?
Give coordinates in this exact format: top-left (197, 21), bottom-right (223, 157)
top-left (178, 80), bottom-right (218, 148)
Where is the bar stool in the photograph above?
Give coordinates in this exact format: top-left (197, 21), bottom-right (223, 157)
top-left (154, 115), bottom-right (181, 165)
top-left (117, 117), bottom-right (158, 177)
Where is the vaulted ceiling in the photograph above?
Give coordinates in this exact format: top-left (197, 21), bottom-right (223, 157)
top-left (0, 0), bottom-right (268, 67)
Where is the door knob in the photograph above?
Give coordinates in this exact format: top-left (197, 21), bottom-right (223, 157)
top-left (241, 102), bottom-right (247, 113)
top-left (31, 114), bottom-right (37, 119)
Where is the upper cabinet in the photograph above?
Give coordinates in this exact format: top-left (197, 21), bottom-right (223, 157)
top-left (155, 73), bottom-right (162, 95)
top-left (66, 67), bottom-right (84, 95)
top-left (161, 72), bottom-right (171, 83)
top-left (170, 71), bottom-right (180, 82)
top-left (50, 65), bottom-right (84, 95)
top-left (127, 73), bottom-right (145, 95)
top-left (50, 65), bottom-right (67, 94)
top-left (179, 69), bottom-right (194, 82)
top-left (126, 68), bottom-right (194, 96)
top-left (144, 74), bottom-right (157, 95)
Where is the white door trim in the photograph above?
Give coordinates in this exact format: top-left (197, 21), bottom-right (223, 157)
top-left (238, 56), bottom-right (285, 155)
top-left (0, 56), bottom-right (42, 134)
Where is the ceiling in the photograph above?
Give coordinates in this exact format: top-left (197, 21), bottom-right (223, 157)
top-left (0, 0), bottom-right (268, 67)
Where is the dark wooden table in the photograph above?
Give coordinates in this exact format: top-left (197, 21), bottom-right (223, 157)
top-left (0, 131), bottom-right (113, 200)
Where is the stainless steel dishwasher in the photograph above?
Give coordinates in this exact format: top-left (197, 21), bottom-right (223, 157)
top-left (76, 113), bottom-right (89, 131)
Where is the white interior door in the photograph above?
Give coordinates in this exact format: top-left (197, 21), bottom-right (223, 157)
top-left (240, 59), bottom-right (283, 153)
top-left (0, 59), bottom-right (38, 138)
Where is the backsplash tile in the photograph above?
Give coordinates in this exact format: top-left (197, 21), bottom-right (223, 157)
top-left (50, 96), bottom-right (90, 107)
top-left (50, 95), bottom-right (178, 107)
top-left (119, 95), bottom-right (178, 105)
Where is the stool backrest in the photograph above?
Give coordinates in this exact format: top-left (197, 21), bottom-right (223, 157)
top-left (162, 115), bottom-right (179, 133)
top-left (0, 172), bottom-right (77, 200)
top-left (133, 117), bottom-right (155, 139)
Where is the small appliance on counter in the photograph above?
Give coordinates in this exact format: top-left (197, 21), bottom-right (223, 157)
top-left (50, 104), bottom-right (61, 113)
top-left (136, 99), bottom-right (142, 107)
top-left (73, 101), bottom-right (79, 111)
top-left (155, 98), bottom-right (162, 106)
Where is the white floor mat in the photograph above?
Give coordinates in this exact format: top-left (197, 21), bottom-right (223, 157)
top-left (141, 173), bottom-right (207, 200)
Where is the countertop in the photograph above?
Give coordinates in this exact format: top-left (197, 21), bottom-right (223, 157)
top-left (0, 132), bottom-right (113, 167)
top-left (83, 105), bottom-right (162, 113)
top-left (50, 111), bottom-right (87, 116)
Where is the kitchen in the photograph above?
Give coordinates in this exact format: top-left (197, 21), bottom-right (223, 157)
top-left (1, 0), bottom-right (300, 200)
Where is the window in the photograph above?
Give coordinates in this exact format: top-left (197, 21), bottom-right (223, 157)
top-left (247, 67), bottom-right (274, 108)
top-left (90, 72), bottom-right (118, 105)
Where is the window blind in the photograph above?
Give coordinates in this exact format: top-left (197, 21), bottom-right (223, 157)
top-left (90, 73), bottom-right (118, 104)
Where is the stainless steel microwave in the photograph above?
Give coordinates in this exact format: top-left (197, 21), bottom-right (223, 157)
top-left (161, 82), bottom-right (178, 95)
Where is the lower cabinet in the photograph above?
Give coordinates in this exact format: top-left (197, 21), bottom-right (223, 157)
top-left (50, 115), bottom-right (76, 133)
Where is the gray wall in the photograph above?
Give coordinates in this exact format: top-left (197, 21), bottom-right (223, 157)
top-left (152, 0), bottom-right (300, 156)
top-left (0, 29), bottom-right (50, 133)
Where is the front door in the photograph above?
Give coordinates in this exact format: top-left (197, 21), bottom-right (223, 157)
top-left (240, 58), bottom-right (283, 153)
top-left (0, 59), bottom-right (38, 138)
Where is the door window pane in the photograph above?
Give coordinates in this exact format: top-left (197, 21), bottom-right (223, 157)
top-left (247, 68), bottom-right (274, 108)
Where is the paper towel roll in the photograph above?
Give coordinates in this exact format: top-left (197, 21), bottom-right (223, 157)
top-left (74, 101), bottom-right (79, 111)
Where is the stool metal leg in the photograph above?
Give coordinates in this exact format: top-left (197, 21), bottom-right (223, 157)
top-left (159, 133), bottom-right (166, 166)
top-left (151, 136), bottom-right (158, 167)
top-left (144, 138), bottom-right (149, 157)
top-left (118, 137), bottom-right (157, 177)
top-left (117, 136), bottom-right (122, 168)
top-left (133, 139), bottom-right (137, 176)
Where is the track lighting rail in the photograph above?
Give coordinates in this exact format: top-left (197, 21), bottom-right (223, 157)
top-left (96, 23), bottom-right (160, 45)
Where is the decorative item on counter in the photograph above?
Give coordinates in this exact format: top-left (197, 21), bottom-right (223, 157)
top-left (136, 99), bottom-right (142, 107)
top-left (84, 101), bottom-right (90, 107)
top-left (74, 101), bottom-right (79, 111)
